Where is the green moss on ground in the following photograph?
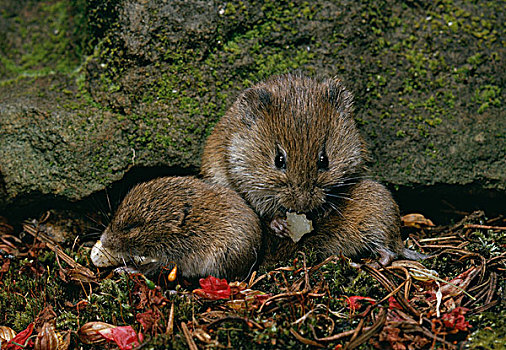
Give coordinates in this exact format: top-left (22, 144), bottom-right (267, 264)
top-left (1, 223), bottom-right (503, 349)
top-left (0, 0), bottom-right (504, 207)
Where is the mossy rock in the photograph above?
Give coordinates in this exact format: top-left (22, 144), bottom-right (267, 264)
top-left (0, 0), bottom-right (504, 210)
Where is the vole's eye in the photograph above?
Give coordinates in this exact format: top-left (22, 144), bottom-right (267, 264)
top-left (275, 152), bottom-right (286, 170)
top-left (318, 152), bottom-right (329, 170)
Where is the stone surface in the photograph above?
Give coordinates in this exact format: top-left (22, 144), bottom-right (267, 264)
top-left (0, 0), bottom-right (504, 210)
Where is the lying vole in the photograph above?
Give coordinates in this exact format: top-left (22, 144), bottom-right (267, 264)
top-left (91, 176), bottom-right (262, 279)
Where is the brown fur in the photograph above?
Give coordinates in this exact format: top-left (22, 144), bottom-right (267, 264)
top-left (100, 176), bottom-right (262, 279)
top-left (201, 74), bottom-right (421, 264)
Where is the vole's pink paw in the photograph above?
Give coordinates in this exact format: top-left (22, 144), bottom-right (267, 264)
top-left (269, 216), bottom-right (292, 239)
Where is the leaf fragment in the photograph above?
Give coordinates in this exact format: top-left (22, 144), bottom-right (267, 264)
top-left (193, 276), bottom-right (231, 300)
top-left (401, 213), bottom-right (435, 228)
top-left (99, 325), bottom-right (144, 350)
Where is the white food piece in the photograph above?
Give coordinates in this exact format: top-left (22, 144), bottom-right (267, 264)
top-left (90, 240), bottom-right (159, 267)
top-left (286, 212), bottom-right (313, 243)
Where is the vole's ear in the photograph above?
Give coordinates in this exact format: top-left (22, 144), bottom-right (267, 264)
top-left (325, 77), bottom-right (354, 114)
top-left (236, 87), bottom-right (272, 126)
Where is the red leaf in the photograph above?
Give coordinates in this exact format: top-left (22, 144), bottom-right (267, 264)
top-left (345, 296), bottom-right (376, 312)
top-left (136, 309), bottom-right (161, 333)
top-left (193, 276), bottom-right (231, 300)
top-left (442, 307), bottom-right (471, 332)
top-left (388, 296), bottom-right (403, 310)
top-left (5, 323), bottom-right (34, 350)
top-left (99, 326), bottom-right (144, 350)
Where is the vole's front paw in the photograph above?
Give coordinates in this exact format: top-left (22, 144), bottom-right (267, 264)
top-left (269, 216), bottom-right (292, 239)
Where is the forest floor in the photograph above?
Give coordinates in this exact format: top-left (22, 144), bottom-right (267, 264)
top-left (0, 210), bottom-right (504, 349)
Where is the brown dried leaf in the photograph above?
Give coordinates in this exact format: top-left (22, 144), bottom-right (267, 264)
top-left (34, 306), bottom-right (57, 331)
top-left (0, 326), bottom-right (17, 342)
top-left (136, 309), bottom-right (162, 334)
top-left (401, 214), bottom-right (435, 228)
top-left (0, 259), bottom-right (10, 273)
top-left (78, 322), bottom-right (115, 345)
top-left (65, 267), bottom-right (98, 284)
top-left (34, 322), bottom-right (59, 350)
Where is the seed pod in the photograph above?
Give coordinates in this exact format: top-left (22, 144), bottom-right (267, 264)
top-left (78, 322), bottom-right (115, 345)
top-left (34, 322), bottom-right (59, 350)
top-left (0, 326), bottom-right (17, 342)
top-left (168, 264), bottom-right (177, 282)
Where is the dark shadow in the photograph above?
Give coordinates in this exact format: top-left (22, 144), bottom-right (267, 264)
top-left (0, 165), bottom-right (198, 225)
top-left (391, 183), bottom-right (505, 224)
top-left (1, 167), bottom-right (504, 229)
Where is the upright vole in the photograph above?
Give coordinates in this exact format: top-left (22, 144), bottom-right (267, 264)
top-left (201, 74), bottom-right (424, 265)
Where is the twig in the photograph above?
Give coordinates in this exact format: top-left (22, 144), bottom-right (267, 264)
top-left (469, 299), bottom-right (499, 315)
top-left (181, 322), bottom-right (198, 350)
top-left (420, 243), bottom-right (469, 249)
top-left (485, 272), bottom-right (497, 304)
top-left (206, 316), bottom-right (263, 330)
top-left (376, 280), bottom-right (408, 305)
top-left (345, 308), bottom-right (387, 350)
top-left (258, 291), bottom-right (306, 313)
top-left (485, 216), bottom-right (504, 224)
top-left (419, 236), bottom-right (458, 243)
top-left (22, 221), bottom-right (97, 282)
top-left (290, 328), bottom-right (325, 348)
top-left (313, 326), bottom-right (372, 342)
top-left (166, 302), bottom-right (174, 336)
top-left (386, 264), bottom-right (412, 300)
top-left (464, 224), bottom-right (506, 230)
top-left (303, 252), bottom-right (310, 291)
top-left (487, 252), bottom-right (506, 267)
top-left (344, 317), bottom-right (365, 350)
top-left (361, 265), bottom-right (421, 318)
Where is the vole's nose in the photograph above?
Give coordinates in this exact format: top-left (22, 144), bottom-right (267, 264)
top-left (289, 185), bottom-right (319, 213)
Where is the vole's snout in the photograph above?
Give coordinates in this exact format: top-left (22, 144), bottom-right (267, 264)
top-left (280, 184), bottom-right (326, 215)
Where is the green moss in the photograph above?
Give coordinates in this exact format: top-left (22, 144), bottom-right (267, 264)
top-left (0, 1), bottom-right (86, 81)
top-left (0, 254), bottom-right (69, 331)
top-left (88, 0), bottom-right (318, 159)
top-left (468, 310), bottom-right (506, 350)
top-left (474, 85), bottom-right (502, 114)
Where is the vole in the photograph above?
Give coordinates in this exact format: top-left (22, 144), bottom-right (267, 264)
top-left (201, 74), bottom-right (424, 266)
top-left (91, 176), bottom-right (262, 279)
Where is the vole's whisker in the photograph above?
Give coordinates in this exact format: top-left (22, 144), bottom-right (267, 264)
top-left (326, 193), bottom-right (354, 202)
top-left (80, 232), bottom-right (101, 241)
top-left (105, 188), bottom-right (113, 213)
top-left (86, 215), bottom-right (107, 229)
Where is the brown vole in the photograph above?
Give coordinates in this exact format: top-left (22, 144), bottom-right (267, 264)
top-left (91, 176), bottom-right (262, 279)
top-left (201, 74), bottom-right (424, 265)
